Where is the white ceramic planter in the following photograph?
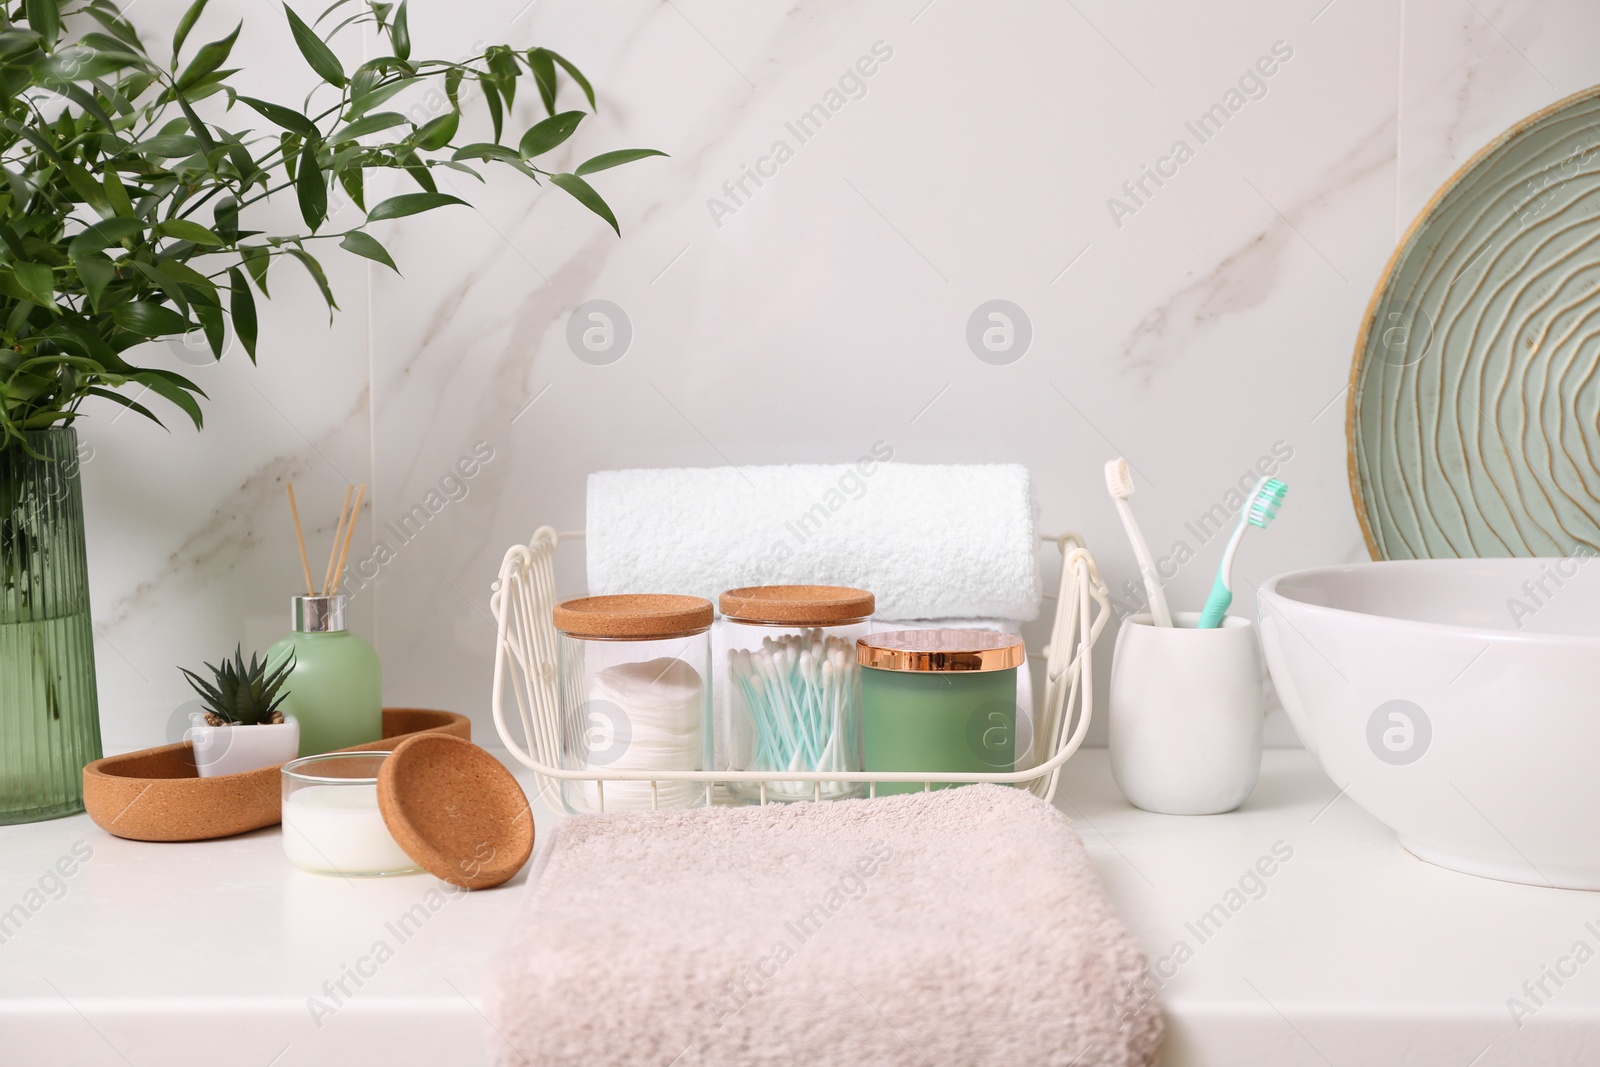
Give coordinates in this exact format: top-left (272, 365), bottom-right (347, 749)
top-left (1109, 612), bottom-right (1264, 815)
top-left (188, 717), bottom-right (300, 778)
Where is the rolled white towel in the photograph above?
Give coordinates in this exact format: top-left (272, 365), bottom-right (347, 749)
top-left (586, 463), bottom-right (1042, 621)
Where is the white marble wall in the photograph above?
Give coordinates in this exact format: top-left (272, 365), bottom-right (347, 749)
top-left (83, 0), bottom-right (1600, 752)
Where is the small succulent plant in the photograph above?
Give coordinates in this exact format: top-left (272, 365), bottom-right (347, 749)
top-left (180, 646), bottom-right (295, 726)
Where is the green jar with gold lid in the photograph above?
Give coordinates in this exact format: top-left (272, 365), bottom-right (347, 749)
top-left (856, 629), bottom-right (1024, 795)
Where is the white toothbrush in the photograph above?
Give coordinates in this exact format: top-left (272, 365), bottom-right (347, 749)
top-left (1104, 458), bottom-right (1172, 626)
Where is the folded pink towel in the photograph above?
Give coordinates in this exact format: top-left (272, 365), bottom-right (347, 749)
top-left (484, 784), bottom-right (1161, 1066)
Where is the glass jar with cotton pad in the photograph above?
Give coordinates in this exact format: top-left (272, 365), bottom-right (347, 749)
top-left (857, 629), bottom-right (1025, 795)
top-left (718, 585), bottom-right (874, 803)
top-left (552, 594), bottom-right (713, 813)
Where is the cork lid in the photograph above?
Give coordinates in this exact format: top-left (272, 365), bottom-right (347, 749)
top-left (552, 594), bottom-right (714, 640)
top-left (857, 628), bottom-right (1026, 672)
top-left (719, 585), bottom-right (875, 626)
top-left (376, 734), bottom-right (535, 890)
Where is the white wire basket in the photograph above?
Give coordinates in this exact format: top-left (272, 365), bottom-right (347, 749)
top-left (490, 529), bottom-right (1110, 810)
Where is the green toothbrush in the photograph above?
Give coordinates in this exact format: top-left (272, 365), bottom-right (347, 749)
top-left (1198, 477), bottom-right (1287, 628)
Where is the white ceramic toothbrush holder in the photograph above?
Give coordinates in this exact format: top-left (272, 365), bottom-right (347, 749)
top-left (1109, 611), bottom-right (1263, 815)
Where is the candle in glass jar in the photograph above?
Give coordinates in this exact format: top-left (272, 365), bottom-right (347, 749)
top-left (280, 752), bottom-right (418, 876)
top-left (857, 629), bottom-right (1025, 795)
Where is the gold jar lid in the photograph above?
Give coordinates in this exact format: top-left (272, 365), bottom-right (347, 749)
top-left (552, 594), bottom-right (713, 640)
top-left (719, 584), bottom-right (874, 626)
top-left (856, 629), bottom-right (1025, 672)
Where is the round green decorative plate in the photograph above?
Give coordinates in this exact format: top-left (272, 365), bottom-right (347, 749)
top-left (1350, 85), bottom-right (1600, 559)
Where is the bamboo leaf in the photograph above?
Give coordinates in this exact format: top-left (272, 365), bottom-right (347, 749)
top-left (480, 77), bottom-right (503, 143)
top-left (87, 386), bottom-right (164, 427)
top-left (12, 262), bottom-right (56, 307)
top-left (112, 301), bottom-right (190, 337)
top-left (518, 110), bottom-right (583, 159)
top-left (573, 148), bottom-right (667, 176)
top-left (350, 55), bottom-right (412, 80)
top-left (547, 49), bottom-right (596, 111)
top-left (153, 219), bottom-right (223, 246)
top-left (287, 248), bottom-right (337, 317)
top-left (68, 217), bottom-right (143, 261)
top-left (44, 42), bottom-right (144, 81)
top-left (550, 173), bottom-right (619, 235)
top-left (486, 46), bottom-right (518, 110)
top-left (432, 160), bottom-right (483, 182)
top-left (102, 171), bottom-right (135, 217)
top-left (196, 303), bottom-right (225, 358)
top-left (330, 110), bottom-right (407, 141)
top-left (402, 157), bottom-right (436, 193)
top-left (132, 133), bottom-right (202, 157)
top-left (452, 142), bottom-right (520, 164)
top-left (391, 0), bottom-right (409, 60)
top-left (58, 159), bottom-right (106, 208)
top-left (526, 48), bottom-right (556, 116)
top-left (176, 21), bottom-right (239, 90)
top-left (44, 317), bottom-right (133, 370)
top-left (132, 370), bottom-right (204, 430)
top-left (130, 261), bottom-right (191, 315)
top-left (313, 0), bottom-right (359, 28)
top-left (43, 43), bottom-right (143, 81)
top-left (25, 0), bottom-right (61, 48)
top-left (238, 95), bottom-right (320, 137)
top-left (220, 135), bottom-right (258, 185)
top-left (413, 110), bottom-right (457, 151)
top-left (365, 191), bottom-right (467, 221)
top-left (76, 253), bottom-right (115, 309)
top-left (42, 81), bottom-right (117, 132)
top-left (350, 64), bottom-right (381, 100)
top-left (283, 3), bottom-right (346, 87)
top-left (281, 132), bottom-right (302, 180)
top-left (212, 196), bottom-right (240, 242)
top-left (339, 229), bottom-right (397, 272)
top-left (42, 317), bottom-right (127, 368)
top-left (172, 0), bottom-right (211, 60)
top-left (156, 260), bottom-right (220, 307)
top-left (296, 139), bottom-right (326, 230)
top-left (83, 2), bottom-right (142, 50)
top-left (240, 245), bottom-right (270, 296)
top-left (343, 75), bottom-right (419, 121)
top-left (337, 166), bottom-right (364, 211)
top-left (140, 366), bottom-right (207, 397)
top-left (227, 266), bottom-right (257, 361)
top-left (0, 225), bottom-right (25, 263)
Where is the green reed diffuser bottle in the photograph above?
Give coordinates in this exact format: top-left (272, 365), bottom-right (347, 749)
top-left (268, 594), bottom-right (381, 756)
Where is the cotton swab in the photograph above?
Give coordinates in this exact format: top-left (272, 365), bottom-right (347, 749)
top-left (729, 630), bottom-right (861, 798)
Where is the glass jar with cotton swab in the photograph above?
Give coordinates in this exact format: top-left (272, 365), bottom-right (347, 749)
top-left (716, 586), bottom-right (874, 802)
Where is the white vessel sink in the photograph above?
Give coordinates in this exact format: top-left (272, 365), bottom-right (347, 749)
top-left (1258, 558), bottom-right (1600, 890)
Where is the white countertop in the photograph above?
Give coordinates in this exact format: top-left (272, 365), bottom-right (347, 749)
top-left (2, 749), bottom-right (1596, 1066)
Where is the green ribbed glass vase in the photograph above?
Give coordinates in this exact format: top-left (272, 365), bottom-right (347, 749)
top-left (1, 429), bottom-right (102, 823)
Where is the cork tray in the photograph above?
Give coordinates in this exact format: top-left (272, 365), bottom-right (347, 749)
top-left (82, 708), bottom-right (471, 842)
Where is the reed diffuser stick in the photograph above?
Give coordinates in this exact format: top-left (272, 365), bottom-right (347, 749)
top-left (286, 483), bottom-right (316, 596)
top-left (323, 484), bottom-right (353, 595)
top-left (331, 483), bottom-right (366, 595)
